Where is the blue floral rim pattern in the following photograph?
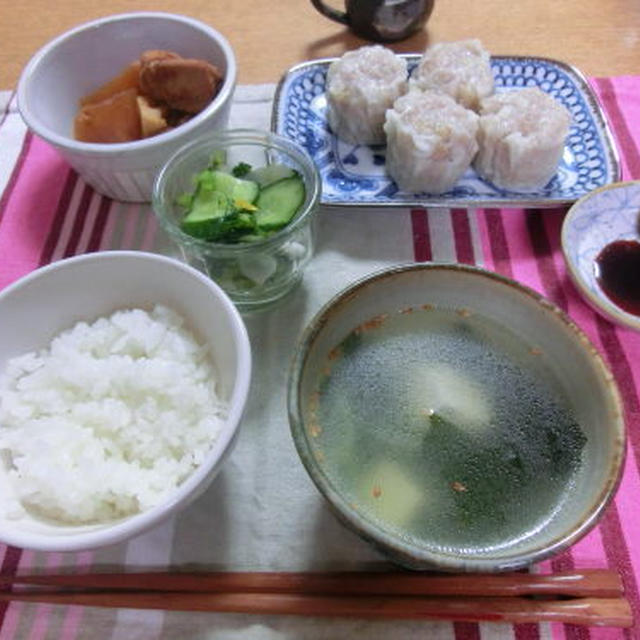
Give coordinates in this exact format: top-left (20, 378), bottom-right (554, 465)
top-left (272, 55), bottom-right (621, 209)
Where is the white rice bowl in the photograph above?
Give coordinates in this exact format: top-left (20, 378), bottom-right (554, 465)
top-left (474, 87), bottom-right (571, 191)
top-left (410, 39), bottom-right (494, 111)
top-left (384, 89), bottom-right (479, 194)
top-left (0, 305), bottom-right (227, 525)
top-left (326, 44), bottom-right (408, 145)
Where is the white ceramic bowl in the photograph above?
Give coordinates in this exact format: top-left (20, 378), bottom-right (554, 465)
top-left (0, 251), bottom-right (251, 551)
top-left (17, 12), bottom-right (237, 203)
top-left (289, 264), bottom-right (625, 572)
top-left (562, 180), bottom-right (640, 332)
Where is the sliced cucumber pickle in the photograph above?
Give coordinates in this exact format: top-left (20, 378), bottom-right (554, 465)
top-left (181, 191), bottom-right (233, 240)
top-left (178, 162), bottom-right (307, 243)
top-left (255, 175), bottom-right (306, 232)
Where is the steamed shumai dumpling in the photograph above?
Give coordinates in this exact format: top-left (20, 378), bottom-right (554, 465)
top-left (383, 89), bottom-right (479, 194)
top-left (410, 39), bottom-right (494, 111)
top-left (474, 87), bottom-right (571, 191)
top-left (326, 45), bottom-right (408, 145)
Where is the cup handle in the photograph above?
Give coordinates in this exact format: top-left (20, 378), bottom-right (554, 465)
top-left (310, 0), bottom-right (349, 26)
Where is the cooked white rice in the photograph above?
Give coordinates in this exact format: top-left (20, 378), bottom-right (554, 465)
top-left (0, 305), bottom-right (227, 525)
top-left (410, 39), bottom-right (494, 111)
top-left (474, 87), bottom-right (571, 191)
top-left (383, 89), bottom-right (479, 194)
top-left (326, 44), bottom-right (408, 145)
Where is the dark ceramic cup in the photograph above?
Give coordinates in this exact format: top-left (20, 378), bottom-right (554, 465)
top-left (310, 0), bottom-right (434, 42)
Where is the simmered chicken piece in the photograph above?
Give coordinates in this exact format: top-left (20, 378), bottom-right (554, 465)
top-left (139, 51), bottom-right (223, 113)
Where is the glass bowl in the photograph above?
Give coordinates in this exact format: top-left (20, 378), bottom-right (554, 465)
top-left (152, 129), bottom-right (321, 310)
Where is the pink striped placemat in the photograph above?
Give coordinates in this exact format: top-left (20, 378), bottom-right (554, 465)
top-left (0, 79), bottom-right (639, 640)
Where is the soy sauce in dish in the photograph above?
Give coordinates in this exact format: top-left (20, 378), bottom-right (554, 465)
top-left (595, 240), bottom-right (640, 316)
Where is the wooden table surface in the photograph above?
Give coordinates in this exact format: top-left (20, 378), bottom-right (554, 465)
top-left (1, 0), bottom-right (640, 90)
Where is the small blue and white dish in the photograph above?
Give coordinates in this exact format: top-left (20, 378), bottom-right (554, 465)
top-left (272, 55), bottom-right (620, 209)
top-left (562, 181), bottom-right (640, 332)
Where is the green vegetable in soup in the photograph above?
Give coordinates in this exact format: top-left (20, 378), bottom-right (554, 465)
top-left (423, 405), bottom-right (586, 531)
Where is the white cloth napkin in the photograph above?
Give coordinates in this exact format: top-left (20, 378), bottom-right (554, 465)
top-left (0, 84), bottom-right (515, 640)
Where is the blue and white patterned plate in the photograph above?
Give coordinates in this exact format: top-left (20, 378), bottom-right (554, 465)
top-left (562, 181), bottom-right (640, 331)
top-left (272, 55), bottom-right (620, 208)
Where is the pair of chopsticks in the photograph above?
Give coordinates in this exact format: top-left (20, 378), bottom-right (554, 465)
top-left (0, 569), bottom-right (632, 627)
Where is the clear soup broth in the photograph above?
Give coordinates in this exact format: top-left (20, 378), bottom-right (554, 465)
top-left (308, 306), bottom-right (587, 555)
